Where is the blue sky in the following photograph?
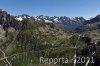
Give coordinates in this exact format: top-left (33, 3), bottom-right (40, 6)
top-left (0, 0), bottom-right (100, 19)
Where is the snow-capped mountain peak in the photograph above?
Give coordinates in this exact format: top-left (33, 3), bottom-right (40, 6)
top-left (15, 14), bottom-right (31, 21)
top-left (16, 17), bottom-right (23, 21)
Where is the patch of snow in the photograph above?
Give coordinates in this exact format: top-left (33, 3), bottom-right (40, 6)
top-left (16, 17), bottom-right (23, 21)
top-left (44, 19), bottom-right (52, 23)
top-left (54, 18), bottom-right (59, 22)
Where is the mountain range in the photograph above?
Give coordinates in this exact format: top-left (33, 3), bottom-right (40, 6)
top-left (15, 14), bottom-right (100, 32)
top-left (1, 9), bottom-right (100, 32)
top-left (15, 15), bottom-right (85, 31)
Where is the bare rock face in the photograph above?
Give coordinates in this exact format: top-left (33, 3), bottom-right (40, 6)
top-left (0, 9), bottom-right (18, 30)
top-left (0, 10), bottom-right (8, 24)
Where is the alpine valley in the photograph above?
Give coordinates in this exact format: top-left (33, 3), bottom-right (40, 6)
top-left (0, 9), bottom-right (100, 66)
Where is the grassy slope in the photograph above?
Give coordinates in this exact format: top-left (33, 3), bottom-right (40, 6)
top-left (0, 19), bottom-right (74, 66)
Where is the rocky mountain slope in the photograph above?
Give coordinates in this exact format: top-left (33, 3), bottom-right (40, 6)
top-left (0, 9), bottom-right (74, 66)
top-left (76, 15), bottom-right (100, 32)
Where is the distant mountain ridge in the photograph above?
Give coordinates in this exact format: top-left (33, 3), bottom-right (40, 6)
top-left (1, 9), bottom-right (100, 32)
top-left (76, 14), bottom-right (100, 32)
top-left (84, 15), bottom-right (100, 24)
top-left (15, 15), bottom-right (86, 31)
